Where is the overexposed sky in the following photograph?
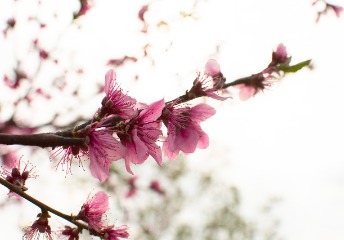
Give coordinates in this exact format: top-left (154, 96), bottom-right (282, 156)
top-left (1, 0), bottom-right (344, 239)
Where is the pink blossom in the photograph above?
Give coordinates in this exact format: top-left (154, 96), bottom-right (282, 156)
top-left (87, 120), bottom-right (126, 182)
top-left (271, 43), bottom-right (290, 66)
top-left (150, 180), bottom-right (165, 195)
top-left (59, 226), bottom-right (79, 240)
top-left (103, 225), bottom-right (129, 240)
top-left (125, 176), bottom-right (138, 198)
top-left (118, 99), bottom-right (165, 174)
top-left (189, 60), bottom-right (228, 101)
top-left (77, 191), bottom-right (109, 231)
top-left (162, 102), bottom-right (216, 160)
top-left (0, 157), bottom-right (36, 196)
top-left (23, 212), bottom-right (52, 240)
top-left (328, 3), bottom-right (343, 17)
top-left (74, 0), bottom-right (92, 19)
top-left (102, 69), bottom-right (137, 119)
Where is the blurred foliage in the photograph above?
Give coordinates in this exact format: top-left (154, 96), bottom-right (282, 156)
top-left (104, 157), bottom-right (282, 240)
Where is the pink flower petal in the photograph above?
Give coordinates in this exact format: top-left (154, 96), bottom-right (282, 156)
top-left (205, 59), bottom-right (221, 77)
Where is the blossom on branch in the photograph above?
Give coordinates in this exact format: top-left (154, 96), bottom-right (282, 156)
top-left (77, 191), bottom-right (109, 231)
top-left (117, 99), bottom-right (165, 174)
top-left (0, 157), bottom-right (36, 196)
top-left (234, 43), bottom-right (310, 100)
top-left (161, 101), bottom-right (216, 160)
top-left (103, 225), bottom-right (129, 240)
top-left (189, 59), bottom-right (228, 101)
top-left (23, 212), bottom-right (53, 240)
top-left (59, 226), bottom-right (79, 240)
top-left (99, 69), bottom-right (137, 120)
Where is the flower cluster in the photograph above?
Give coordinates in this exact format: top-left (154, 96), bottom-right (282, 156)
top-left (54, 45), bottom-right (309, 182)
top-left (56, 60), bottom-right (225, 182)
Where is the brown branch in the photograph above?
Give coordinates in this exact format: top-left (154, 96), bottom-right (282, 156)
top-left (0, 133), bottom-right (86, 148)
top-left (0, 177), bottom-right (99, 236)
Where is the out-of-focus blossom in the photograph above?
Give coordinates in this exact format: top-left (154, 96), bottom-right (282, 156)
top-left (74, 0), bottom-right (92, 19)
top-left (3, 18), bottom-right (16, 37)
top-left (162, 101), bottom-right (216, 160)
top-left (100, 69), bottom-right (137, 120)
top-left (103, 225), bottom-right (129, 240)
top-left (3, 69), bottom-right (28, 89)
top-left (0, 157), bottom-right (36, 196)
top-left (59, 226), bottom-right (79, 240)
top-left (189, 59), bottom-right (228, 101)
top-left (107, 56), bottom-right (137, 66)
top-left (138, 5), bottom-right (149, 21)
top-left (118, 99), bottom-right (165, 174)
top-left (77, 191), bottom-right (109, 231)
top-left (39, 49), bottom-right (49, 60)
top-left (86, 119), bottom-right (126, 182)
top-left (125, 176), bottom-right (138, 198)
top-left (150, 180), bottom-right (165, 195)
top-left (23, 212), bottom-right (52, 240)
top-left (313, 0), bottom-right (343, 22)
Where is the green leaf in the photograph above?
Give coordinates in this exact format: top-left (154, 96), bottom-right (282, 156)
top-left (278, 59), bottom-right (311, 73)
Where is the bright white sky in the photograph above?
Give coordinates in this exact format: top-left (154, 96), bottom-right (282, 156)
top-left (1, 0), bottom-right (344, 239)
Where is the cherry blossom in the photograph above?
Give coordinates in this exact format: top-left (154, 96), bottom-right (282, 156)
top-left (23, 212), bottom-right (53, 240)
top-left (100, 69), bottom-right (137, 119)
top-left (162, 102), bottom-right (216, 160)
top-left (117, 99), bottom-right (165, 174)
top-left (103, 225), bottom-right (129, 240)
top-left (77, 191), bottom-right (109, 231)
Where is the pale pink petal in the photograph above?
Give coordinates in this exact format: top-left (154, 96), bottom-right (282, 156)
top-left (104, 69), bottom-right (116, 95)
top-left (189, 104), bottom-right (216, 122)
top-left (138, 98), bottom-right (165, 123)
top-left (236, 84), bottom-right (256, 101)
top-left (89, 153), bottom-right (109, 182)
top-left (205, 59), bottom-right (221, 77)
top-left (162, 137), bottom-right (179, 160)
top-left (148, 142), bottom-right (163, 166)
top-left (91, 191), bottom-right (109, 213)
top-left (175, 128), bottom-right (199, 153)
top-left (196, 128), bottom-right (209, 149)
